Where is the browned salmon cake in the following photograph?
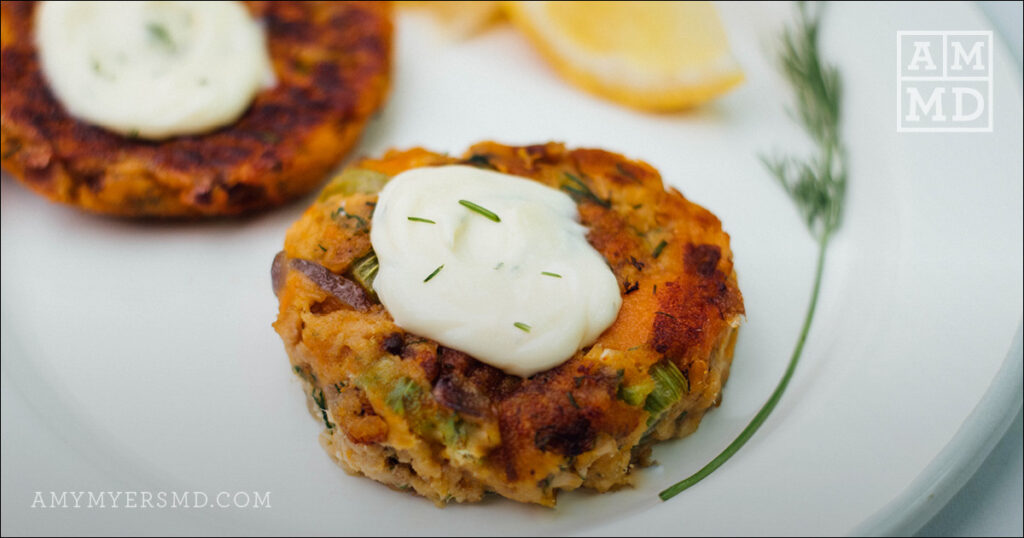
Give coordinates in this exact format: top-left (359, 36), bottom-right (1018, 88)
top-left (271, 142), bottom-right (744, 506)
top-left (0, 1), bottom-right (391, 217)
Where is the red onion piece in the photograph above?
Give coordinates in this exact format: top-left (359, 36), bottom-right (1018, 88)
top-left (271, 250), bottom-right (288, 297)
top-left (289, 258), bottom-right (373, 312)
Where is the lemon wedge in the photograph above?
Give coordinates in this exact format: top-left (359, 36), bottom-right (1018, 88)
top-left (505, 1), bottom-right (743, 111)
top-left (398, 1), bottom-right (504, 39)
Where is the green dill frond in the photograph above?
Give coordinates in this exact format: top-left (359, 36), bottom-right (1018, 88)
top-left (662, 1), bottom-right (849, 502)
top-left (761, 2), bottom-right (846, 242)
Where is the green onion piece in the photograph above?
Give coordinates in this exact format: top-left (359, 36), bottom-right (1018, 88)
top-left (617, 383), bottom-right (648, 407)
top-left (385, 377), bottom-right (422, 415)
top-left (643, 361), bottom-right (689, 424)
top-left (407, 217), bottom-right (436, 224)
top-left (653, 240), bottom-right (668, 259)
top-left (438, 415), bottom-right (467, 446)
top-left (350, 251), bottom-right (379, 295)
top-left (318, 168), bottom-right (391, 201)
top-left (513, 322), bottom-right (531, 332)
top-left (424, 265), bottom-right (444, 283)
top-left (541, 271), bottom-right (562, 278)
top-left (458, 200), bottom-right (501, 222)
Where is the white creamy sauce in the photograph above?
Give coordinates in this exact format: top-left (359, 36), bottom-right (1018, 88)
top-left (371, 165), bottom-right (622, 377)
top-left (34, 1), bottom-right (275, 139)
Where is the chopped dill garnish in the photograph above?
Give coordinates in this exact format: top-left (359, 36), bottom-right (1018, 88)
top-left (513, 322), bottom-right (531, 332)
top-left (567, 392), bottom-right (580, 409)
top-left (615, 162), bottom-right (638, 181)
top-left (407, 216), bottom-right (436, 224)
top-left (463, 154), bottom-right (496, 170)
top-left (541, 271), bottom-right (562, 278)
top-left (652, 240), bottom-right (668, 259)
top-left (146, 22), bottom-right (176, 51)
top-left (317, 243), bottom-right (327, 253)
top-left (256, 131), bottom-right (280, 144)
top-left (312, 387), bottom-right (334, 429)
top-left (561, 172), bottom-right (611, 208)
top-left (423, 265), bottom-right (444, 283)
top-left (458, 200), bottom-right (500, 222)
top-left (331, 204), bottom-right (367, 230)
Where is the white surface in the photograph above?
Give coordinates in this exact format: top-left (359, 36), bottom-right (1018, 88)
top-left (2, 2), bottom-right (1022, 536)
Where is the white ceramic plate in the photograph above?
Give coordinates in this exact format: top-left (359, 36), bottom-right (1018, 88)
top-left (2, 2), bottom-right (1021, 535)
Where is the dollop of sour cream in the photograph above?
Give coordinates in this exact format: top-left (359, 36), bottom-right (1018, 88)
top-left (34, 1), bottom-right (275, 140)
top-left (371, 165), bottom-right (622, 378)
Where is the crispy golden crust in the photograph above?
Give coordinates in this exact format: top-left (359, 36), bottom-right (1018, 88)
top-left (273, 142), bottom-right (744, 505)
top-left (0, 1), bottom-right (391, 217)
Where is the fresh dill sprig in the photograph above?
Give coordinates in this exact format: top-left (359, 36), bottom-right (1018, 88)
top-left (541, 271), bottom-right (562, 278)
top-left (513, 322), bottom-right (531, 332)
top-left (760, 2), bottom-right (846, 242)
top-left (407, 216), bottom-right (436, 224)
top-left (660, 1), bottom-right (847, 502)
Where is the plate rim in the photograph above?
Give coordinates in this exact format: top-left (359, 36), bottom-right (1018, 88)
top-left (856, 3), bottom-right (1024, 533)
top-left (854, 323), bottom-right (1023, 536)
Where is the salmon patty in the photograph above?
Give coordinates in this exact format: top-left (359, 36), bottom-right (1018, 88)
top-left (0, 1), bottom-right (391, 217)
top-left (271, 142), bottom-right (744, 506)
